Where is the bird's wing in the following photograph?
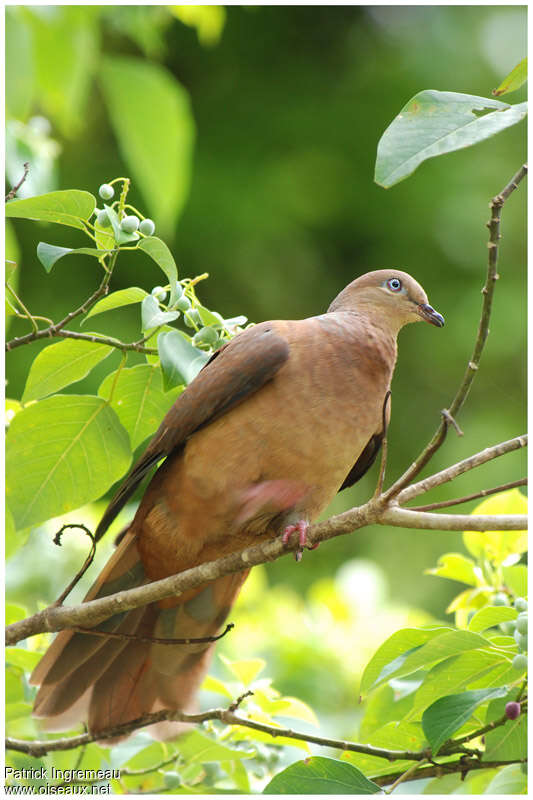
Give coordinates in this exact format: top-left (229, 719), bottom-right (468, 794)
top-left (95, 324), bottom-right (290, 541)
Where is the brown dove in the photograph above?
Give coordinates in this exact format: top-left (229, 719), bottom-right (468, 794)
top-left (31, 269), bottom-right (444, 735)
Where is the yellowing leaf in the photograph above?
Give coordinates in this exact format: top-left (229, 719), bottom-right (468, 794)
top-left (463, 489), bottom-right (528, 565)
top-left (219, 655), bottom-right (266, 686)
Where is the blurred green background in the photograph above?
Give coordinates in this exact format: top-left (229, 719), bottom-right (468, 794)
top-left (6, 5), bottom-right (526, 727)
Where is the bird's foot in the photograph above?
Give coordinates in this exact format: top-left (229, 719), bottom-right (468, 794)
top-left (282, 520), bottom-right (319, 562)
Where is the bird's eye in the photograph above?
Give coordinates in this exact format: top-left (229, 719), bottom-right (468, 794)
top-left (387, 278), bottom-right (402, 292)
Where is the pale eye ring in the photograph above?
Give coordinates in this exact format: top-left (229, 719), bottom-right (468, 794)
top-left (387, 278), bottom-right (402, 292)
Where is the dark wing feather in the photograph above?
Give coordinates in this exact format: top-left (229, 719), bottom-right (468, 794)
top-left (337, 432), bottom-right (383, 492)
top-left (95, 324), bottom-right (289, 541)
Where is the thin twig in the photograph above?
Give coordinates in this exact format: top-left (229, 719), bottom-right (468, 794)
top-left (372, 758), bottom-right (526, 788)
top-left (5, 162), bottom-right (30, 201)
top-left (410, 477), bottom-right (527, 512)
top-left (52, 524), bottom-right (96, 606)
top-left (5, 327), bottom-right (157, 354)
top-left (5, 250), bottom-right (121, 352)
top-left (384, 758), bottom-right (429, 793)
top-left (5, 486), bottom-right (527, 646)
top-left (397, 435), bottom-right (527, 505)
top-left (382, 164), bottom-right (527, 502)
top-left (70, 621), bottom-right (235, 646)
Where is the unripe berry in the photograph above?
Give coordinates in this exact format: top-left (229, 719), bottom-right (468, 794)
top-left (98, 183), bottom-right (114, 200)
top-left (139, 218), bottom-right (155, 236)
top-left (96, 209), bottom-right (112, 228)
top-left (516, 613), bottom-right (528, 635)
top-left (120, 215), bottom-right (140, 233)
top-left (184, 309), bottom-right (201, 328)
top-left (514, 598), bottom-right (528, 612)
top-left (500, 621), bottom-right (516, 635)
top-left (493, 593), bottom-right (509, 606)
top-left (514, 629), bottom-right (528, 652)
top-left (175, 296), bottom-right (191, 313)
top-left (151, 286), bottom-right (167, 303)
top-left (505, 701), bottom-right (521, 720)
top-left (193, 326), bottom-right (218, 347)
top-left (512, 653), bottom-right (528, 671)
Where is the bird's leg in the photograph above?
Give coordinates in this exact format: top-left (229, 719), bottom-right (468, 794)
top-left (282, 520), bottom-right (319, 562)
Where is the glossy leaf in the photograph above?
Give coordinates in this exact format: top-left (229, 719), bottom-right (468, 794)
top-left (493, 58), bottom-right (528, 97)
top-left (157, 330), bottom-right (210, 390)
top-left (99, 56), bottom-right (195, 234)
top-left (141, 295), bottom-right (180, 331)
top-left (406, 650), bottom-right (505, 721)
top-left (426, 552), bottom-right (480, 586)
top-left (264, 756), bottom-right (381, 794)
top-left (484, 693), bottom-right (527, 761)
top-left (468, 605), bottom-right (517, 633)
top-left (36, 242), bottom-right (109, 273)
top-left (485, 764), bottom-right (527, 795)
top-left (138, 236), bottom-right (178, 285)
top-left (375, 91), bottom-right (527, 187)
top-left (98, 364), bottom-right (181, 450)
top-left (422, 687), bottom-right (508, 755)
top-left (463, 489), bottom-right (528, 563)
top-left (344, 720), bottom-right (425, 778)
top-left (176, 729), bottom-right (254, 763)
top-left (6, 395), bottom-right (131, 530)
top-left (22, 339), bottom-right (113, 402)
top-left (83, 287), bottom-right (149, 323)
top-left (502, 565), bottom-right (527, 598)
top-left (5, 189), bottom-right (96, 229)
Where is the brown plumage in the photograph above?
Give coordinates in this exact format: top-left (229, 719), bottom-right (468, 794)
top-left (31, 269), bottom-right (444, 736)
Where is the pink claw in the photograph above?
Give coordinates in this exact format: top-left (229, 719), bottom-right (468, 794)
top-left (282, 520), bottom-right (319, 561)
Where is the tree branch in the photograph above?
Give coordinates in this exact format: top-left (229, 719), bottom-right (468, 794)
top-left (5, 442), bottom-right (527, 646)
top-left (382, 164), bottom-right (527, 502)
top-left (373, 758), bottom-right (526, 788)
top-left (398, 435), bottom-right (527, 504)
top-left (410, 478), bottom-right (527, 512)
top-left (5, 162), bottom-right (30, 201)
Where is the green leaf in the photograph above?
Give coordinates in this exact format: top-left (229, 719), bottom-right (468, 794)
top-left (83, 287), bottom-right (149, 323)
top-left (26, 6), bottom-right (98, 138)
top-left (463, 489), bottom-right (528, 564)
top-left (141, 295), bottom-right (180, 331)
top-left (5, 189), bottom-right (96, 229)
top-left (138, 237), bottom-right (178, 285)
top-left (264, 757), bottom-right (381, 795)
top-left (484, 693), bottom-right (527, 761)
top-left (422, 687), bottom-right (508, 755)
top-left (22, 339), bottom-right (113, 402)
top-left (220, 655), bottom-right (266, 686)
top-left (345, 721), bottom-right (424, 778)
top-left (502, 565), bottom-right (528, 598)
top-left (493, 58), bottom-right (528, 97)
top-left (6, 603), bottom-right (28, 625)
top-left (36, 242), bottom-right (110, 273)
top-left (360, 627), bottom-right (451, 695)
top-left (6, 395), bottom-right (131, 530)
top-left (375, 91), bottom-right (527, 188)
top-left (103, 203), bottom-right (140, 246)
top-left (6, 702), bottom-right (32, 723)
top-left (157, 330), bottom-right (210, 390)
top-left (6, 647), bottom-right (42, 671)
top-left (99, 56), bottom-right (195, 234)
top-left (406, 650), bottom-right (506, 721)
top-left (426, 552), bottom-right (480, 586)
top-left (468, 605), bottom-right (517, 633)
top-left (98, 364), bottom-right (181, 450)
top-left (200, 674), bottom-right (233, 699)
top-left (176, 729), bottom-right (254, 763)
top-left (485, 764), bottom-right (527, 794)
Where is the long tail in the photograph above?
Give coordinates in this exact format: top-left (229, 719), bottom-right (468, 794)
top-left (30, 531), bottom-right (248, 736)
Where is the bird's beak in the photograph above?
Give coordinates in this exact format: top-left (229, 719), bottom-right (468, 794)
top-left (417, 303), bottom-right (445, 328)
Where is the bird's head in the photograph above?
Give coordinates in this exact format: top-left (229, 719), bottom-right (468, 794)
top-left (328, 269), bottom-right (444, 331)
